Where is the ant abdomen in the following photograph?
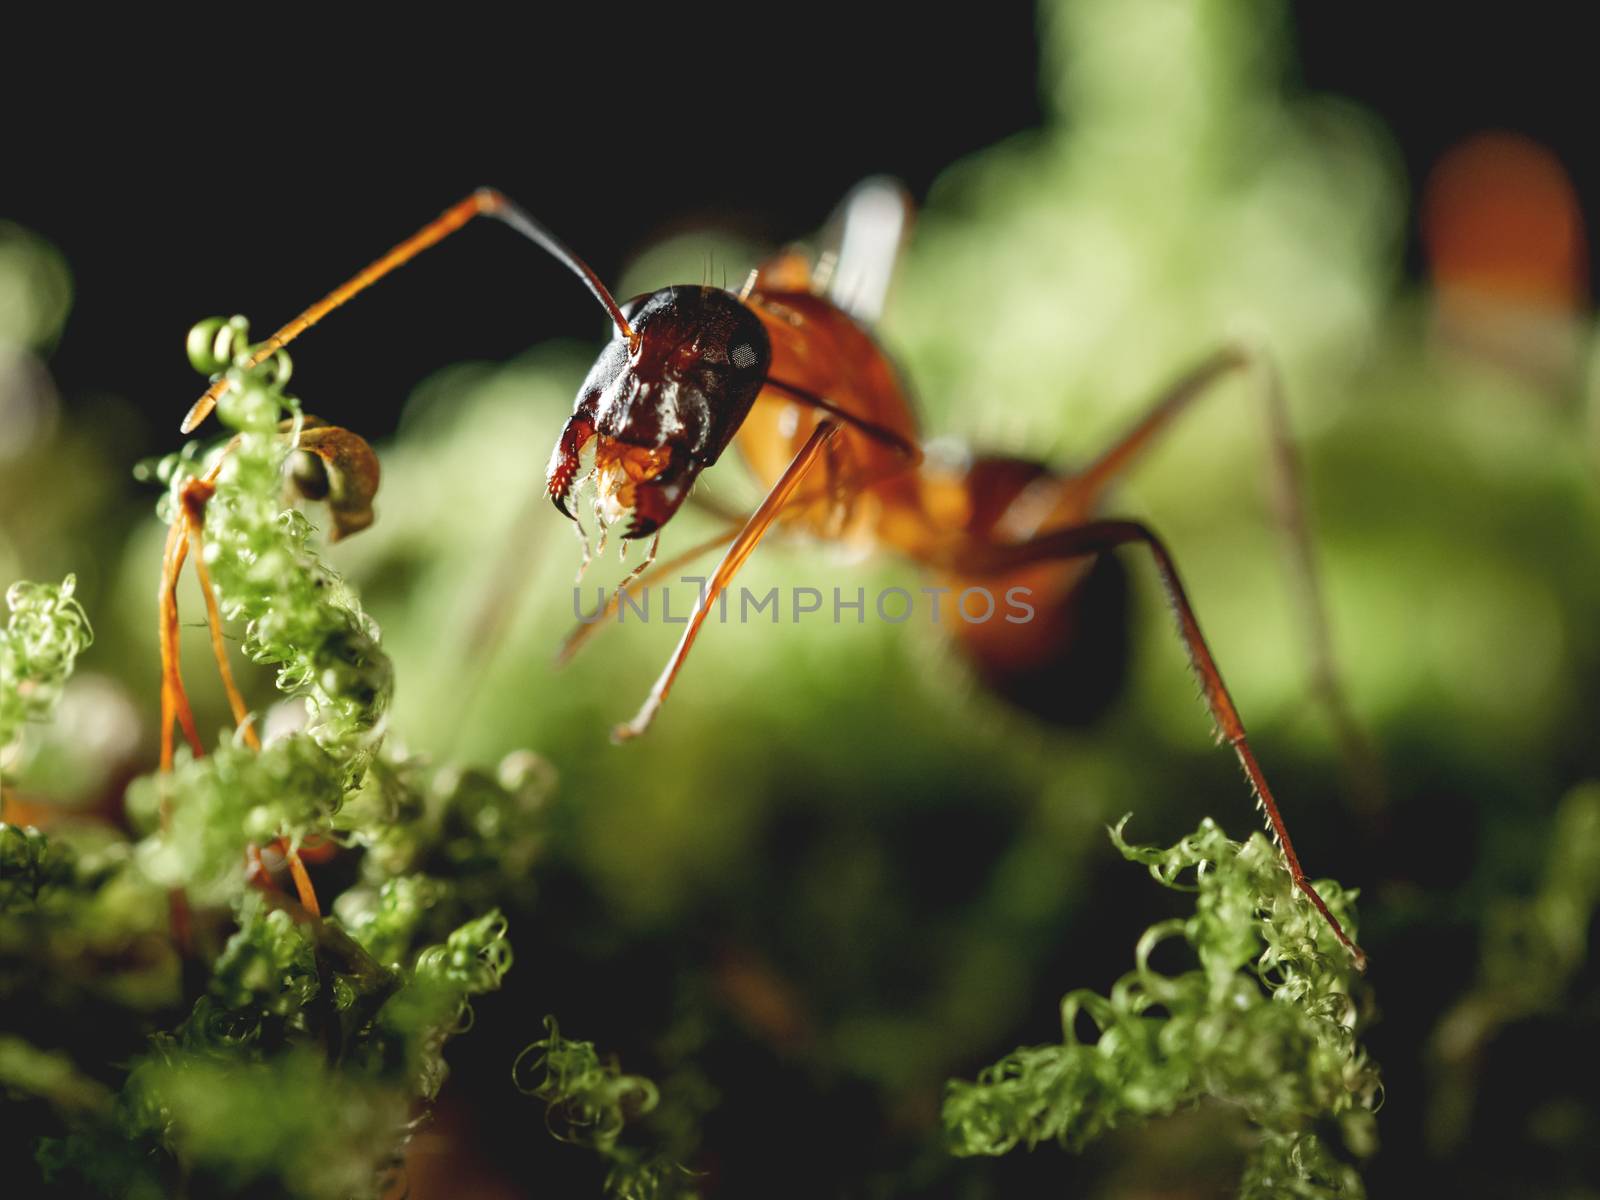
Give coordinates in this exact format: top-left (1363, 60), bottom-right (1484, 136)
top-left (940, 455), bottom-right (1131, 727)
top-left (952, 552), bottom-right (1131, 727)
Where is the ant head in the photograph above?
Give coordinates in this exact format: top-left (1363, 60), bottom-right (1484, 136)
top-left (547, 285), bottom-right (771, 538)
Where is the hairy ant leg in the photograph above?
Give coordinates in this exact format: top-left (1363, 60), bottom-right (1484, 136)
top-left (959, 518), bottom-right (1366, 969)
top-left (1068, 344), bottom-right (1381, 808)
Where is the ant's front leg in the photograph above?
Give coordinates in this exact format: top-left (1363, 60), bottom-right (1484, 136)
top-left (959, 519), bottom-right (1367, 970)
top-left (612, 421), bottom-right (843, 743)
top-left (556, 523), bottom-right (746, 667)
top-left (557, 433), bottom-right (906, 671)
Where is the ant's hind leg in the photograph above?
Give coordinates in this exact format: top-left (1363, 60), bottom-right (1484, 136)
top-left (961, 518), bottom-right (1367, 970)
top-left (1071, 344), bottom-right (1382, 811)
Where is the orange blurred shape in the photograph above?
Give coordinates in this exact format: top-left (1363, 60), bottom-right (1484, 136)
top-left (713, 946), bottom-right (812, 1049)
top-left (1422, 132), bottom-right (1587, 311)
top-left (0, 790), bottom-right (59, 828)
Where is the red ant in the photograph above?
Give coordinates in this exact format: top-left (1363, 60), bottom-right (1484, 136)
top-left (178, 184), bottom-right (1368, 967)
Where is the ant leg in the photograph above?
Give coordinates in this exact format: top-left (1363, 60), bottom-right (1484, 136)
top-left (457, 508), bottom-right (731, 752)
top-left (1073, 344), bottom-right (1382, 810)
top-left (452, 496), bottom-right (750, 744)
top-left (612, 421), bottom-right (843, 743)
top-left (182, 188), bottom-right (628, 432)
top-left (562, 466), bottom-right (869, 667)
top-left (557, 523), bottom-right (743, 666)
top-left (821, 430), bottom-right (850, 537)
top-left (182, 194), bottom-right (492, 431)
top-left (686, 489), bottom-right (751, 525)
top-left (160, 453), bottom-right (257, 771)
top-left (1071, 346), bottom-right (1254, 501)
top-left (961, 518), bottom-right (1367, 970)
top-left (566, 456), bottom-right (915, 670)
top-left (765, 378), bottom-right (923, 465)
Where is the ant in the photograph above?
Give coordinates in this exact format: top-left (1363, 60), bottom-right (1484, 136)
top-left (177, 183), bottom-right (1368, 968)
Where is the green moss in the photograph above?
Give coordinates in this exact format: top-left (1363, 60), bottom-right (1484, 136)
top-left (945, 817), bottom-right (1379, 1197)
top-left (151, 336), bottom-right (391, 752)
top-left (0, 574), bottom-right (92, 767)
top-left (0, 821), bottom-right (75, 910)
top-left (516, 1017), bottom-right (700, 1200)
top-left (127, 734), bottom-right (347, 905)
top-left (8, 323), bottom-right (542, 1198)
top-left (110, 1049), bottom-right (410, 1200)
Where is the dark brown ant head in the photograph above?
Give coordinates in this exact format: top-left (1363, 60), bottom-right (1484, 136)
top-left (547, 285), bottom-right (771, 538)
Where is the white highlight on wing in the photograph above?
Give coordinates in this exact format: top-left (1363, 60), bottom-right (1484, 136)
top-left (825, 177), bottom-right (913, 326)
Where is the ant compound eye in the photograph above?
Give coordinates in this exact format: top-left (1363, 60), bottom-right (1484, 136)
top-left (731, 342), bottom-right (758, 370)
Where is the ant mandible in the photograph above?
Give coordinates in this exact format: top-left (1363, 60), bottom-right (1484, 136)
top-left (178, 184), bottom-right (1367, 968)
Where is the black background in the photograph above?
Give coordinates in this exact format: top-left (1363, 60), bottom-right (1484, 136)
top-left (3, 3), bottom-right (1596, 456)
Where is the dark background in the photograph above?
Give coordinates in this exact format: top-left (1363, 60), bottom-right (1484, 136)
top-left (3, 3), bottom-right (1595, 452)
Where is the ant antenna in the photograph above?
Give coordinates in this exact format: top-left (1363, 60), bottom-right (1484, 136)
top-left (180, 189), bottom-right (636, 433)
top-left (480, 190), bottom-right (638, 350)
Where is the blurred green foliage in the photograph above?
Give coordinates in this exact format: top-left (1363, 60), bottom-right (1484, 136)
top-left (0, 222), bottom-right (71, 351)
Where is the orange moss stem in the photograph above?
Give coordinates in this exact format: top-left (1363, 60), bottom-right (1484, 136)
top-left (181, 480), bottom-right (260, 750)
top-left (282, 843), bottom-right (321, 916)
top-left (158, 519), bottom-right (205, 773)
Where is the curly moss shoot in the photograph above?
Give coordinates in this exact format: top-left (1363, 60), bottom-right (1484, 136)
top-left (0, 574), bottom-right (92, 779)
top-left (944, 817), bottom-right (1380, 1198)
top-left (516, 1016), bottom-right (701, 1200)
